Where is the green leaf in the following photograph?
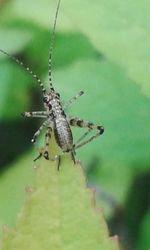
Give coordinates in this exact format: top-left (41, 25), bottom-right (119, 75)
top-left (0, 60), bottom-right (31, 120)
top-left (0, 29), bottom-right (33, 54)
top-left (0, 28), bottom-right (35, 120)
top-left (0, 154), bottom-right (120, 250)
top-left (1, 0), bottom-right (73, 31)
top-left (6, 0), bottom-right (150, 98)
top-left (2, 0), bottom-right (150, 99)
top-left (61, 0), bottom-right (150, 99)
top-left (53, 59), bottom-right (150, 168)
top-left (25, 30), bottom-right (96, 73)
top-left (0, 153), bottom-right (34, 239)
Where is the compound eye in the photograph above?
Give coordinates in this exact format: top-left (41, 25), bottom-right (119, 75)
top-left (43, 96), bottom-right (48, 103)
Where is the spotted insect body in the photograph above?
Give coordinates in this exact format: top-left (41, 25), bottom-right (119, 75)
top-left (54, 117), bottom-right (73, 152)
top-left (0, 0), bottom-right (104, 167)
top-left (43, 90), bottom-right (73, 154)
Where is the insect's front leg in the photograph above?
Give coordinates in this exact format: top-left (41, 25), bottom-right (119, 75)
top-left (43, 126), bottom-right (62, 170)
top-left (22, 111), bottom-right (47, 118)
top-left (63, 90), bottom-right (84, 109)
top-left (33, 125), bottom-right (53, 162)
top-left (34, 151), bottom-right (43, 162)
top-left (31, 120), bottom-right (49, 143)
top-left (68, 117), bottom-right (104, 149)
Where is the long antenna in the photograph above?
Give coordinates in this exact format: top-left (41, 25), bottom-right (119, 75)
top-left (48, 0), bottom-right (61, 91)
top-left (0, 49), bottom-right (46, 95)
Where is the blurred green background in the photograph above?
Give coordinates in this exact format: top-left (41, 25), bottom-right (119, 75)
top-left (0, 0), bottom-right (150, 249)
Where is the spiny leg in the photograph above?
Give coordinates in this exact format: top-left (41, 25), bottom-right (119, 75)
top-left (34, 151), bottom-right (61, 170)
top-left (63, 90), bottom-right (84, 109)
top-left (75, 131), bottom-right (103, 149)
top-left (31, 120), bottom-right (49, 143)
top-left (71, 150), bottom-right (76, 164)
top-left (34, 151), bottom-right (43, 162)
top-left (34, 126), bottom-right (52, 162)
top-left (22, 111), bottom-right (47, 118)
top-left (34, 124), bottom-right (52, 162)
top-left (33, 125), bottom-right (61, 169)
top-left (42, 127), bottom-right (61, 170)
top-left (56, 155), bottom-right (61, 171)
top-left (43, 126), bottom-right (52, 160)
top-left (75, 129), bottom-right (91, 145)
top-left (68, 117), bottom-right (104, 149)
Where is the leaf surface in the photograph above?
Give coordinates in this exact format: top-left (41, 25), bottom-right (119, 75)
top-left (0, 154), bottom-right (120, 250)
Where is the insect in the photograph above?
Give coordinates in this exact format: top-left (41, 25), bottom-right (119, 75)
top-left (0, 0), bottom-right (104, 168)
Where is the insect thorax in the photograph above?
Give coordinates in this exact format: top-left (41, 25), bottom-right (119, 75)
top-left (43, 91), bottom-right (73, 152)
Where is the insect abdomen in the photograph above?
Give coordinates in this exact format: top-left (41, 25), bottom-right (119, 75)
top-left (54, 118), bottom-right (73, 152)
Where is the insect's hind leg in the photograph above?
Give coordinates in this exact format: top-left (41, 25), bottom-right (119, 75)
top-left (75, 129), bottom-right (91, 145)
top-left (68, 117), bottom-right (104, 150)
top-left (70, 149), bottom-right (76, 164)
